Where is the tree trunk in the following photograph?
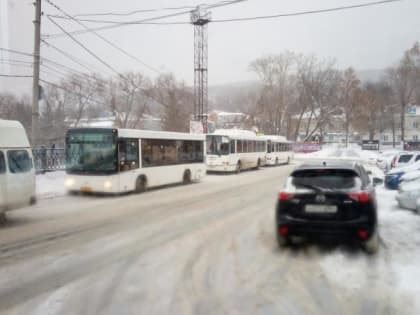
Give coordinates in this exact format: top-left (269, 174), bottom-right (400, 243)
top-left (401, 103), bottom-right (406, 142)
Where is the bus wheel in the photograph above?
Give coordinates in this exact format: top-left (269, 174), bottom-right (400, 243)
top-left (135, 176), bottom-right (147, 193)
top-left (275, 158), bottom-right (279, 166)
top-left (0, 213), bottom-right (6, 225)
top-left (183, 170), bottom-right (192, 184)
top-left (235, 161), bottom-right (241, 174)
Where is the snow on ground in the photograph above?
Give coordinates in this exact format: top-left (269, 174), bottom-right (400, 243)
top-left (36, 171), bottom-right (66, 199)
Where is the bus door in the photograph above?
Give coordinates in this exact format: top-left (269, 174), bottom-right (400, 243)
top-left (118, 139), bottom-right (140, 192)
top-left (0, 151), bottom-right (6, 210)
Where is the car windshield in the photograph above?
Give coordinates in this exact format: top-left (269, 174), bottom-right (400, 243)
top-left (290, 169), bottom-right (362, 191)
top-left (66, 130), bottom-right (117, 174)
top-left (206, 135), bottom-right (230, 155)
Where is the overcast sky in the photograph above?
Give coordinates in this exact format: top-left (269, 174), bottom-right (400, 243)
top-left (1, 0), bottom-right (420, 94)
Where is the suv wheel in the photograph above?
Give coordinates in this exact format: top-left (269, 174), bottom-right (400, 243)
top-left (363, 229), bottom-right (379, 254)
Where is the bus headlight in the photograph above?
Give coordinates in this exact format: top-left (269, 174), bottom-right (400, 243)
top-left (104, 180), bottom-right (112, 189)
top-left (65, 178), bottom-right (75, 188)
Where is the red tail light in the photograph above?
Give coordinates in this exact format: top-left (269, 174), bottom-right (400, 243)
top-left (278, 192), bottom-right (294, 201)
top-left (348, 191), bottom-right (372, 203)
top-left (358, 229), bottom-right (368, 240)
top-left (279, 226), bottom-right (289, 236)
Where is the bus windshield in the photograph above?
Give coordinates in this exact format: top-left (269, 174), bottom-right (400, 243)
top-left (206, 135), bottom-right (230, 155)
top-left (66, 129), bottom-right (118, 174)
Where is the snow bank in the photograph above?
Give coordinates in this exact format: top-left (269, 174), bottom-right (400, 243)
top-left (36, 171), bottom-right (66, 199)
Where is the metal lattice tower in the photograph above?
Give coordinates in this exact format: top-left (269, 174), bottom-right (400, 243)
top-left (191, 7), bottom-right (211, 133)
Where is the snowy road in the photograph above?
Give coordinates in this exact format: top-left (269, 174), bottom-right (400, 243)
top-left (1, 165), bottom-right (420, 314)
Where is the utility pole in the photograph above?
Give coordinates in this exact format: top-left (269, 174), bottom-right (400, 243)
top-left (190, 7), bottom-right (211, 133)
top-left (32, 0), bottom-right (42, 146)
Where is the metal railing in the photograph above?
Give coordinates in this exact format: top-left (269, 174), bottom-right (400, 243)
top-left (33, 147), bottom-right (66, 172)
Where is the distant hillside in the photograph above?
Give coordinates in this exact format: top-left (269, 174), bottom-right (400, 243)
top-left (356, 69), bottom-right (386, 83)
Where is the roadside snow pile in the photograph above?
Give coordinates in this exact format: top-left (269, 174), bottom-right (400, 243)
top-left (36, 171), bottom-right (66, 199)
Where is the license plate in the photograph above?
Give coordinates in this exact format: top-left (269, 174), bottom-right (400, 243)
top-left (305, 205), bottom-right (337, 213)
top-left (80, 186), bottom-right (92, 193)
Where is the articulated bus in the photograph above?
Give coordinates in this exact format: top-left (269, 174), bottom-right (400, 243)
top-left (206, 129), bottom-right (266, 173)
top-left (65, 128), bottom-right (206, 194)
top-left (263, 135), bottom-right (294, 166)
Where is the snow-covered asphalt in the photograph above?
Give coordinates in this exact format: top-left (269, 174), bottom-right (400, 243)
top-left (1, 162), bottom-right (420, 314)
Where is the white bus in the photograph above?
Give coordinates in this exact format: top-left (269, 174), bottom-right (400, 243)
top-left (264, 135), bottom-right (294, 166)
top-left (0, 120), bottom-right (36, 222)
top-left (206, 129), bottom-right (266, 173)
top-left (65, 128), bottom-right (206, 194)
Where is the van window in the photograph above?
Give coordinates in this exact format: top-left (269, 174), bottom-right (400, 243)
top-left (0, 151), bottom-right (5, 174)
top-left (7, 150), bottom-right (32, 173)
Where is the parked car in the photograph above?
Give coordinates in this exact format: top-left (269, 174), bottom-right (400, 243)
top-left (0, 120), bottom-right (36, 223)
top-left (376, 151), bottom-right (399, 172)
top-left (385, 160), bottom-right (420, 189)
top-left (396, 178), bottom-right (420, 212)
top-left (275, 162), bottom-right (381, 253)
top-left (391, 151), bottom-right (420, 169)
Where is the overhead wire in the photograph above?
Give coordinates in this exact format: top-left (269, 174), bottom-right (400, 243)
top-left (0, 74), bottom-right (33, 78)
top-left (44, 0), bottom-right (400, 30)
top-left (44, 0), bottom-right (161, 74)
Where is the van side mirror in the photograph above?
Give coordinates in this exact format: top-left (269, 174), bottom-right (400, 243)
top-left (373, 177), bottom-right (384, 186)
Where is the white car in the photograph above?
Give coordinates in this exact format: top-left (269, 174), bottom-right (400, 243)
top-left (392, 151), bottom-right (420, 169)
top-left (376, 151), bottom-right (398, 172)
top-left (396, 178), bottom-right (420, 212)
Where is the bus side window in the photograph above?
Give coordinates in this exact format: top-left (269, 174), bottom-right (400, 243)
top-left (0, 151), bottom-right (5, 174)
top-left (230, 140), bottom-right (235, 153)
top-left (119, 139), bottom-right (139, 171)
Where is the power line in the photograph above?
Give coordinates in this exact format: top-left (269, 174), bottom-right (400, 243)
top-left (46, 15), bottom-right (123, 77)
top-left (39, 78), bottom-right (108, 107)
top-left (43, 8), bottom-right (194, 38)
top-left (0, 58), bottom-right (32, 65)
top-left (44, 0), bottom-right (400, 31)
top-left (210, 0), bottom-right (401, 22)
top-left (45, 0), bottom-right (247, 25)
top-left (44, 0), bottom-right (161, 74)
top-left (0, 47), bottom-right (33, 58)
top-left (72, 5), bottom-right (197, 17)
top-left (41, 39), bottom-right (103, 74)
top-left (0, 74), bottom-right (33, 78)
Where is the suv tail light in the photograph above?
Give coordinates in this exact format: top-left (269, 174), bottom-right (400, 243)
top-left (278, 192), bottom-right (294, 201)
top-left (348, 191), bottom-right (372, 203)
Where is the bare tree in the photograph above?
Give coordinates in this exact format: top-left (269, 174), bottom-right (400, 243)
top-left (153, 73), bottom-right (193, 132)
top-left (294, 55), bottom-right (340, 141)
top-left (387, 42), bottom-right (420, 141)
top-left (108, 72), bottom-right (151, 129)
top-left (338, 67), bottom-right (360, 146)
top-left (249, 52), bottom-right (297, 135)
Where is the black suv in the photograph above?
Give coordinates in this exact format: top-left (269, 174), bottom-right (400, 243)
top-left (275, 162), bottom-right (379, 253)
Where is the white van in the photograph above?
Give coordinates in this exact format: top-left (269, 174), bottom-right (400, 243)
top-left (0, 120), bottom-right (36, 221)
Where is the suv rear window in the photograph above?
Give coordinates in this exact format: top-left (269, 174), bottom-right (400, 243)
top-left (398, 154), bottom-right (413, 163)
top-left (290, 169), bottom-right (362, 190)
top-left (0, 151), bottom-right (5, 174)
top-left (7, 150), bottom-right (32, 174)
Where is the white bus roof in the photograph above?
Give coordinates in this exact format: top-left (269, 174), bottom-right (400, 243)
top-left (260, 135), bottom-right (291, 143)
top-left (0, 119), bottom-right (31, 148)
top-left (71, 127), bottom-right (205, 141)
top-left (210, 129), bottom-right (263, 140)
